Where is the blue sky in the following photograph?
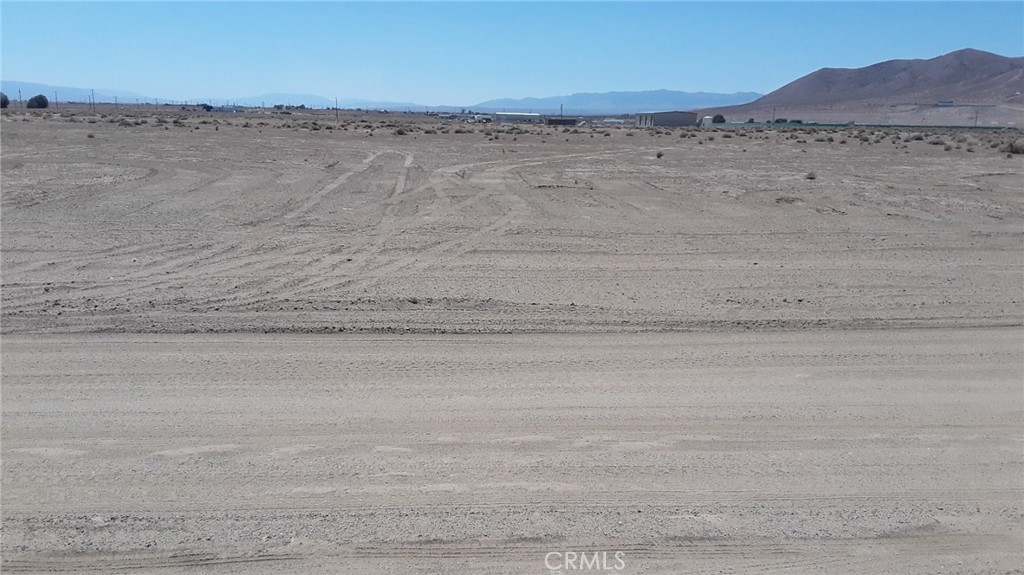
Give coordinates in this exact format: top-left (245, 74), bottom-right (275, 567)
top-left (2, 2), bottom-right (1022, 105)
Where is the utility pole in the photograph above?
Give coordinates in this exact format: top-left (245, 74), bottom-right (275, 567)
top-left (18, 89), bottom-right (22, 107)
top-left (335, 97), bottom-right (339, 121)
top-left (974, 107), bottom-right (980, 128)
top-left (91, 89), bottom-right (95, 113)
top-left (54, 91), bottom-right (58, 109)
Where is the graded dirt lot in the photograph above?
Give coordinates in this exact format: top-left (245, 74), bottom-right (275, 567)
top-left (2, 107), bottom-right (1022, 573)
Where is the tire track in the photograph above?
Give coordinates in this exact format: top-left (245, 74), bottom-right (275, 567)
top-left (282, 150), bottom-right (383, 220)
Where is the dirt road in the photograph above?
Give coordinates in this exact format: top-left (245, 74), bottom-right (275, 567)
top-left (2, 329), bottom-right (1021, 574)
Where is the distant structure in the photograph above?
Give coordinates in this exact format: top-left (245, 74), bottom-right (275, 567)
top-left (493, 112), bottom-right (542, 124)
top-left (545, 117), bottom-right (579, 126)
top-left (635, 111), bottom-right (698, 127)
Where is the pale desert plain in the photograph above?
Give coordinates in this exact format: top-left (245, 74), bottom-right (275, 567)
top-left (1, 106), bottom-right (1022, 574)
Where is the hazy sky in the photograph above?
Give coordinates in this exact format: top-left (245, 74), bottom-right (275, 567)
top-left (2, 1), bottom-right (1022, 105)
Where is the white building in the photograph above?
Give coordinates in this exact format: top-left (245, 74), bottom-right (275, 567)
top-left (493, 112), bottom-right (542, 125)
top-left (635, 111), bottom-right (698, 127)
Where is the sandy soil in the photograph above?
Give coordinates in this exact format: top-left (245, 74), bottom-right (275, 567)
top-left (3, 330), bottom-right (1021, 574)
top-left (2, 107), bottom-right (1022, 573)
top-left (2, 108), bottom-right (1021, 335)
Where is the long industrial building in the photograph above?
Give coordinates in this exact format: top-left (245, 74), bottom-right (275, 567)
top-left (635, 111), bottom-right (698, 127)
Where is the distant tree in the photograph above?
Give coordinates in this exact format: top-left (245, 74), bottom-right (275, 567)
top-left (712, 114), bottom-right (726, 124)
top-left (26, 94), bottom-right (49, 109)
top-left (200, 104), bottom-right (213, 112)
top-left (0, 92), bottom-right (8, 109)
top-left (746, 118), bottom-right (755, 123)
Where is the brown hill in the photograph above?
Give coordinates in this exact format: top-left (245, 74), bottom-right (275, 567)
top-left (708, 49), bottom-right (1024, 126)
top-left (758, 48), bottom-right (1023, 107)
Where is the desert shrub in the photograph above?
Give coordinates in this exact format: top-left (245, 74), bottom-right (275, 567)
top-left (656, 151), bottom-right (664, 159)
top-left (26, 94), bottom-right (49, 109)
top-left (394, 128), bottom-right (407, 135)
top-left (1000, 138), bottom-right (1024, 154)
top-left (0, 92), bottom-right (8, 108)
top-left (806, 171), bottom-right (817, 180)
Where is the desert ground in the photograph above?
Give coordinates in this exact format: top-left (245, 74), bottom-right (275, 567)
top-left (2, 106), bottom-right (1022, 573)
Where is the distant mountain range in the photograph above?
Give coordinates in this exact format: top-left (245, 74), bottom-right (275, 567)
top-left (468, 90), bottom-right (762, 114)
top-left (0, 82), bottom-right (424, 110)
top-left (0, 81), bottom-right (153, 105)
top-left (4, 49), bottom-right (1021, 119)
top-left (0, 80), bottom-right (759, 114)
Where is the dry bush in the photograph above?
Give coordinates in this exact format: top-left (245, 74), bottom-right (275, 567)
top-left (999, 138), bottom-right (1024, 154)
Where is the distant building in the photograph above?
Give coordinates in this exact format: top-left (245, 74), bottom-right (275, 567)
top-left (493, 112), bottom-right (542, 124)
top-left (545, 117), bottom-right (579, 126)
top-left (635, 111), bottom-right (698, 127)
